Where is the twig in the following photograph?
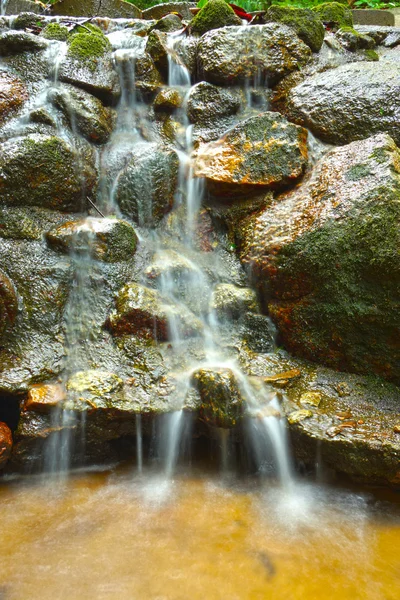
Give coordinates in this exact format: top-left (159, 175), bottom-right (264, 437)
top-left (86, 197), bottom-right (106, 218)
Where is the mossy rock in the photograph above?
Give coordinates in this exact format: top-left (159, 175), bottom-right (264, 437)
top-left (336, 26), bottom-right (375, 51)
top-left (312, 2), bottom-right (353, 30)
top-left (191, 0), bottom-right (241, 36)
top-left (0, 270), bottom-right (18, 342)
top-left (0, 71), bottom-right (28, 125)
top-left (0, 30), bottom-right (46, 56)
top-left (265, 5), bottom-right (325, 53)
top-left (42, 22), bottom-right (69, 41)
top-left (13, 11), bottom-right (46, 30)
top-left (191, 367), bottom-right (244, 428)
top-left (149, 13), bottom-right (183, 33)
top-left (67, 29), bottom-right (112, 68)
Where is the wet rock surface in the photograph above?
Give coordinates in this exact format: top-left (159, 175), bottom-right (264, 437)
top-left (0, 421), bottom-right (12, 469)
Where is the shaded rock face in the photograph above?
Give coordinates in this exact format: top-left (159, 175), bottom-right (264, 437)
top-left (115, 142), bottom-right (179, 226)
top-left (0, 134), bottom-right (97, 211)
top-left (0, 31), bottom-right (47, 56)
top-left (107, 283), bottom-right (203, 341)
top-left (0, 421), bottom-right (12, 469)
top-left (194, 112), bottom-right (308, 195)
top-left (46, 218), bottom-right (138, 263)
top-left (191, 367), bottom-right (244, 428)
top-left (0, 71), bottom-right (27, 126)
top-left (285, 61), bottom-right (400, 146)
top-left (197, 24), bottom-right (312, 86)
top-left (0, 270), bottom-right (18, 341)
top-left (238, 134), bottom-right (400, 383)
top-left (52, 0), bottom-right (141, 18)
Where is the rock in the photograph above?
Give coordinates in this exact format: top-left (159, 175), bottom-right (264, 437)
top-left (312, 2), bottom-right (353, 30)
top-left (25, 383), bottom-right (65, 412)
top-left (191, 0), bottom-right (241, 36)
top-left (114, 142), bottom-right (179, 226)
top-left (13, 11), bottom-right (46, 29)
top-left (300, 391), bottom-right (322, 407)
top-left (142, 2), bottom-right (195, 21)
top-left (264, 369), bottom-right (301, 385)
top-left (0, 134), bottom-right (97, 212)
top-left (239, 133), bottom-right (400, 383)
top-left (186, 81), bottom-right (241, 127)
top-left (287, 409), bottom-right (312, 424)
top-left (0, 30), bottom-right (47, 56)
top-left (0, 71), bottom-right (28, 125)
top-left (210, 284), bottom-right (258, 319)
top-left (59, 27), bottom-right (119, 104)
top-left (197, 24), bottom-right (311, 86)
top-left (0, 421), bottom-right (12, 470)
top-left (42, 22), bottom-right (69, 41)
top-left (335, 26), bottom-right (375, 51)
top-left (115, 46), bottom-right (161, 98)
top-left (354, 25), bottom-right (399, 45)
top-left (66, 370), bottom-right (123, 406)
top-left (48, 84), bottom-right (116, 144)
top-left (150, 13), bottom-right (183, 33)
top-left (0, 270), bottom-right (18, 341)
top-left (145, 30), bottom-right (172, 80)
top-left (285, 61), bottom-right (400, 146)
top-left (153, 87), bottom-right (183, 112)
top-left (107, 283), bottom-right (203, 340)
top-left (191, 367), bottom-right (244, 428)
top-left (193, 112), bottom-right (308, 196)
top-left (3, 0), bottom-right (43, 15)
top-left (46, 217), bottom-right (138, 262)
top-left (52, 0), bottom-right (141, 18)
top-left (264, 6), bottom-right (325, 52)
top-left (352, 8), bottom-right (395, 27)
top-left (394, 425), bottom-right (400, 434)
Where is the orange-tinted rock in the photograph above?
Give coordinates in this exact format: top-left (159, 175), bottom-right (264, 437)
top-left (193, 112), bottom-right (308, 196)
top-left (24, 384), bottom-right (66, 413)
top-left (0, 71), bottom-right (28, 125)
top-left (0, 269), bottom-right (18, 341)
top-left (0, 421), bottom-right (12, 469)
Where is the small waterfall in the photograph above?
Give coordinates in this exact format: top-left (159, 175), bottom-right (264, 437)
top-left (161, 410), bottom-right (185, 478)
top-left (1, 0), bottom-right (8, 16)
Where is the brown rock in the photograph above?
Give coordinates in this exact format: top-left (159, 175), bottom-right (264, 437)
top-left (24, 384), bottom-right (65, 413)
top-left (0, 421), bottom-right (12, 469)
top-left (0, 71), bottom-right (28, 125)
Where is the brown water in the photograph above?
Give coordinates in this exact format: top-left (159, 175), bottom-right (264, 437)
top-left (0, 468), bottom-right (399, 600)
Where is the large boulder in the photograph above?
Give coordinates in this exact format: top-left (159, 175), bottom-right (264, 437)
top-left (114, 142), bottom-right (179, 226)
top-left (193, 112), bottom-right (308, 195)
top-left (0, 30), bottom-right (47, 56)
top-left (190, 0), bottom-right (241, 36)
top-left (187, 81), bottom-right (241, 127)
top-left (312, 2), bottom-right (353, 29)
top-left (285, 61), bottom-right (400, 146)
top-left (3, 0), bottom-right (43, 15)
top-left (197, 24), bottom-right (311, 86)
top-left (264, 6), bottom-right (325, 53)
top-left (0, 134), bottom-right (97, 212)
top-left (142, 2), bottom-right (195, 21)
top-left (238, 134), bottom-right (400, 383)
top-left (46, 217), bottom-right (138, 262)
top-left (0, 421), bottom-right (12, 470)
top-left (48, 84), bottom-right (116, 145)
top-left (107, 283), bottom-right (203, 341)
top-left (0, 71), bottom-right (28, 125)
top-left (51, 0), bottom-right (141, 18)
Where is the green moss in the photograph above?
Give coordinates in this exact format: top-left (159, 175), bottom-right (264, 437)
top-left (68, 23), bottom-right (104, 38)
top-left (312, 2), bottom-right (353, 29)
top-left (42, 23), bottom-right (69, 41)
top-left (345, 163), bottom-right (371, 181)
top-left (191, 0), bottom-right (241, 36)
top-left (67, 27), bottom-right (111, 68)
top-left (265, 5), bottom-right (325, 52)
top-left (364, 49), bottom-right (379, 61)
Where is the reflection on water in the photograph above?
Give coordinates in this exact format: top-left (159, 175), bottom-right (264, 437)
top-left (0, 469), bottom-right (399, 600)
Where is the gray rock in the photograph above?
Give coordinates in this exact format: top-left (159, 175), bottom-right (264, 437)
top-left (187, 81), bottom-right (241, 127)
top-left (51, 0), bottom-right (141, 18)
top-left (3, 0), bottom-right (43, 15)
top-left (197, 24), bottom-right (312, 86)
top-left (142, 2), bottom-right (195, 21)
top-left (0, 30), bottom-right (47, 56)
top-left (285, 61), bottom-right (400, 145)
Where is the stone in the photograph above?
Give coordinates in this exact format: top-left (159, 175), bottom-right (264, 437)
top-left (313, 2), bottom-right (353, 30)
top-left (142, 2), bottom-right (195, 21)
top-left (107, 283), bottom-right (203, 340)
top-left (193, 112), bottom-right (308, 196)
top-left (239, 133), bottom-right (400, 383)
top-left (150, 13), bottom-right (183, 33)
top-left (186, 81), bottom-right (241, 127)
top-left (114, 142), bottom-right (179, 226)
top-left (3, 0), bottom-right (43, 15)
top-left (287, 409), bottom-right (312, 424)
top-left (0, 71), bottom-right (28, 125)
top-left (264, 369), bottom-right (301, 384)
top-left (0, 134), bottom-right (97, 212)
top-left (335, 27), bottom-right (375, 51)
top-left (12, 11), bottom-right (46, 29)
top-left (116, 45), bottom-right (161, 98)
top-left (210, 284), bottom-right (258, 319)
top-left (394, 425), bottom-right (400, 434)
top-left (352, 9), bottom-right (395, 27)
top-left (191, 367), bottom-right (244, 428)
top-left (153, 87), bottom-right (183, 112)
top-left (264, 6), bottom-right (325, 53)
top-left (48, 84), bottom-right (116, 144)
top-left (0, 270), bottom-right (18, 341)
top-left (145, 30), bottom-right (171, 80)
top-left (300, 391), bottom-right (322, 408)
top-left (0, 30), bottom-right (47, 56)
top-left (197, 24), bottom-right (311, 86)
top-left (46, 218), bottom-right (138, 262)
top-left (0, 421), bottom-right (12, 470)
top-left (66, 370), bottom-right (123, 407)
top-left (51, 0), bottom-right (141, 18)
top-left (191, 0), bottom-right (241, 36)
top-left (285, 61), bottom-right (400, 146)
top-left (25, 383), bottom-right (65, 412)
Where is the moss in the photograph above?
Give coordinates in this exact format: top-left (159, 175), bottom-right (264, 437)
top-left (312, 2), bottom-right (353, 29)
top-left (364, 49), bottom-right (379, 62)
top-left (67, 27), bottom-right (111, 69)
top-left (265, 5), bottom-right (325, 52)
top-left (13, 12), bottom-right (46, 30)
top-left (345, 163), bottom-right (371, 181)
top-left (42, 23), bottom-right (69, 41)
top-left (191, 0), bottom-right (241, 36)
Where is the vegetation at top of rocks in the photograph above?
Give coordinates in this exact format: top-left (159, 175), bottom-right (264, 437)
top-left (67, 25), bottom-right (112, 66)
top-left (191, 0), bottom-right (241, 35)
top-left (265, 5), bottom-right (325, 51)
top-left (42, 23), bottom-right (69, 41)
top-left (312, 2), bottom-right (353, 28)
